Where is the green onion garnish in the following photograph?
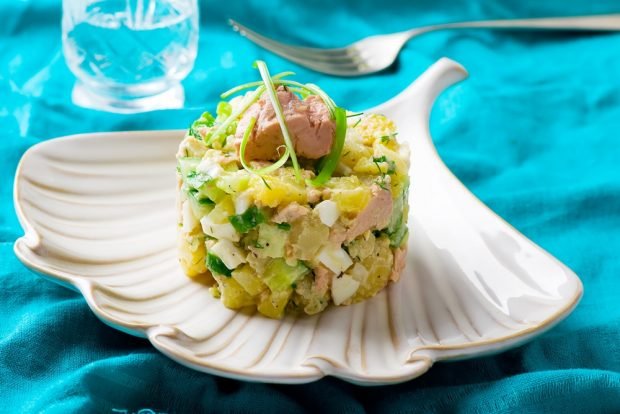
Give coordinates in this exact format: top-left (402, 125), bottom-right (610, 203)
top-left (205, 62), bottom-right (347, 187)
top-left (207, 85), bottom-right (266, 146)
top-left (286, 87), bottom-right (311, 99)
top-left (225, 76), bottom-right (337, 118)
top-left (310, 106), bottom-right (347, 186)
top-left (220, 71), bottom-right (296, 99)
top-left (255, 60), bottom-right (302, 182)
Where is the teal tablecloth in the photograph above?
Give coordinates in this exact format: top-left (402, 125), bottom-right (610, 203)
top-left (2, 0), bottom-right (620, 412)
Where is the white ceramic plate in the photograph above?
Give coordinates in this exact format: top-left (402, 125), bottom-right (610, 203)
top-left (14, 59), bottom-right (583, 385)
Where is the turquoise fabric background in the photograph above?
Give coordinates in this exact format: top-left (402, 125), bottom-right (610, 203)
top-left (1, 0), bottom-right (620, 412)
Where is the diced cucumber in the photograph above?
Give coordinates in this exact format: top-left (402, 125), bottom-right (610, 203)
top-left (387, 189), bottom-right (404, 234)
top-left (206, 253), bottom-right (232, 277)
top-left (189, 112), bottom-right (216, 139)
top-left (216, 171), bottom-right (250, 194)
top-left (187, 189), bottom-right (214, 218)
top-left (194, 111), bottom-right (216, 128)
top-left (262, 259), bottom-right (309, 292)
top-left (387, 184), bottom-right (409, 247)
top-left (178, 157), bottom-right (201, 178)
top-left (256, 224), bottom-right (287, 258)
top-left (389, 224), bottom-right (408, 248)
top-left (178, 157), bottom-right (214, 189)
top-left (215, 101), bottom-right (238, 137)
top-left (197, 183), bottom-right (227, 203)
top-left (229, 206), bottom-right (265, 234)
top-left (216, 101), bottom-right (232, 120)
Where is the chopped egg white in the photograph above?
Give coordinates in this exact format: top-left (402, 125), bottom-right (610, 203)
top-left (181, 201), bottom-right (198, 233)
top-left (234, 192), bottom-right (251, 214)
top-left (346, 263), bottom-right (369, 284)
top-left (200, 215), bottom-right (239, 242)
top-left (317, 246), bottom-right (353, 274)
top-left (331, 274), bottom-right (360, 305)
top-left (210, 239), bottom-right (246, 270)
top-left (314, 200), bottom-right (340, 227)
top-left (196, 158), bottom-right (224, 179)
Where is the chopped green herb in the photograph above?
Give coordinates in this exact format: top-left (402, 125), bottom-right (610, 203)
top-left (229, 205), bottom-right (265, 233)
top-left (206, 253), bottom-right (232, 277)
top-left (276, 222), bottom-right (291, 231)
top-left (380, 132), bottom-right (398, 144)
top-left (372, 156), bottom-right (396, 176)
top-left (375, 177), bottom-right (390, 191)
top-left (188, 127), bottom-right (200, 139)
top-left (260, 176), bottom-right (272, 189)
top-left (353, 118), bottom-right (362, 128)
top-left (185, 170), bottom-right (212, 189)
top-left (372, 157), bottom-right (384, 176)
top-left (346, 112), bottom-right (364, 118)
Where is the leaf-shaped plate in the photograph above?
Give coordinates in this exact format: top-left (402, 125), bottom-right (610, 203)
top-left (14, 58), bottom-right (582, 385)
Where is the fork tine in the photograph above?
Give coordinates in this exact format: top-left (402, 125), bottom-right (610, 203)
top-left (228, 19), bottom-right (373, 76)
top-left (243, 33), bottom-right (361, 64)
top-left (228, 19), bottom-right (357, 61)
top-left (264, 52), bottom-right (370, 77)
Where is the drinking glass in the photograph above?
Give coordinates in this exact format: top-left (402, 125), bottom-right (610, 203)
top-left (62, 0), bottom-right (199, 113)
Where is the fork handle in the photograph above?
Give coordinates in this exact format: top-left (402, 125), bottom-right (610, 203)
top-left (409, 14), bottom-right (620, 36)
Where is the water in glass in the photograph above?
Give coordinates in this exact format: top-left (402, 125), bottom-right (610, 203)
top-left (62, 0), bottom-right (199, 112)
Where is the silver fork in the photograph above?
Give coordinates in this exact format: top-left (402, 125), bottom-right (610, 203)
top-left (229, 15), bottom-right (620, 76)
